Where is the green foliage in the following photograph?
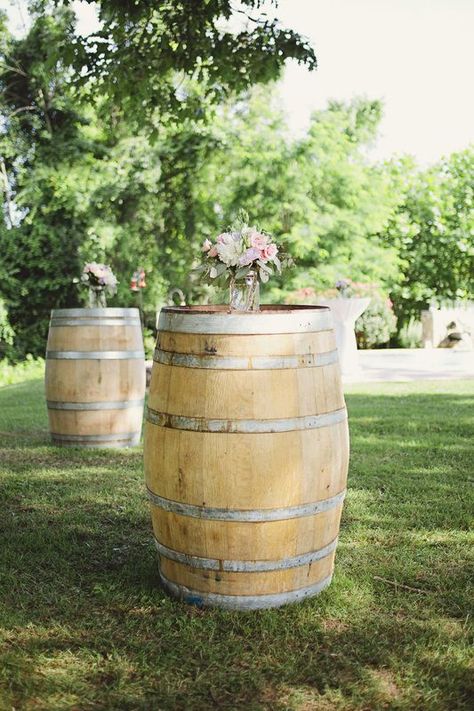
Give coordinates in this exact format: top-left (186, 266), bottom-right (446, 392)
top-left (0, 11), bottom-right (95, 356)
top-left (0, 354), bottom-right (44, 386)
top-left (43, 0), bottom-right (317, 127)
top-left (1, 3), bottom-right (473, 355)
top-left (0, 298), bottom-right (14, 357)
top-left (355, 291), bottom-right (397, 349)
top-left (398, 318), bottom-right (423, 349)
top-left (199, 92), bottom-right (401, 303)
top-left (383, 148), bottom-right (474, 323)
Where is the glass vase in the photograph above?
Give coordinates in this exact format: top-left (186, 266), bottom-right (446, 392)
top-left (229, 271), bottom-right (260, 312)
top-left (87, 289), bottom-right (107, 309)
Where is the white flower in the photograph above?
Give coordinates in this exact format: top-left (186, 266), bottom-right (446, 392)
top-left (216, 233), bottom-right (243, 266)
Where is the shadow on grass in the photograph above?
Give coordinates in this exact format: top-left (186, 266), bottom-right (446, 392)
top-left (0, 385), bottom-right (473, 708)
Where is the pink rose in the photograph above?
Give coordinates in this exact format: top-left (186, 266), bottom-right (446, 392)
top-left (261, 243), bottom-right (278, 262)
top-left (250, 232), bottom-right (268, 251)
top-left (208, 246), bottom-right (218, 257)
top-left (217, 232), bottom-right (231, 244)
top-left (202, 239), bottom-right (212, 252)
top-left (239, 247), bottom-right (261, 266)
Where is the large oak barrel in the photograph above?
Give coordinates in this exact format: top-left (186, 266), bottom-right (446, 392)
top-left (144, 305), bottom-right (349, 609)
top-left (45, 308), bottom-right (145, 448)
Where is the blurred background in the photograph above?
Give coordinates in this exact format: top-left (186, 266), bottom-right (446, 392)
top-left (0, 0), bottom-right (473, 360)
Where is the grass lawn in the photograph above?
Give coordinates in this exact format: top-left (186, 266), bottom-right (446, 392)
top-left (0, 375), bottom-right (472, 710)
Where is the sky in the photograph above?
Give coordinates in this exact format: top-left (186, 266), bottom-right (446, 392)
top-left (3, 0), bottom-right (474, 165)
top-left (276, 0), bottom-right (474, 163)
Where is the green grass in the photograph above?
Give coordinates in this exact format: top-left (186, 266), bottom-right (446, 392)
top-left (0, 376), bottom-right (473, 710)
top-left (0, 356), bottom-right (45, 388)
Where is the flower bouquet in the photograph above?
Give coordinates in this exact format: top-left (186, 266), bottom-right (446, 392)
top-left (80, 262), bottom-right (118, 308)
top-left (196, 216), bottom-right (292, 311)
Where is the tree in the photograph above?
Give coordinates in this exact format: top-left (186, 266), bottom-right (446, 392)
top-left (0, 2), bottom-right (318, 357)
top-left (0, 10), bottom-right (96, 355)
top-left (197, 93), bottom-right (401, 301)
top-left (384, 147), bottom-right (474, 323)
top-left (36, 0), bottom-right (317, 127)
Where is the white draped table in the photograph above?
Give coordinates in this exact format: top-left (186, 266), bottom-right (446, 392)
top-left (316, 297), bottom-right (370, 377)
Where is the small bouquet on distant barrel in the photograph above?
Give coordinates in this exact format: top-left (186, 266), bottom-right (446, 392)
top-left (196, 215), bottom-right (293, 311)
top-left (80, 262), bottom-right (118, 308)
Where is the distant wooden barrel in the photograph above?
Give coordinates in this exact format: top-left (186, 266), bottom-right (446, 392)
top-left (45, 308), bottom-right (145, 448)
top-left (144, 305), bottom-right (349, 610)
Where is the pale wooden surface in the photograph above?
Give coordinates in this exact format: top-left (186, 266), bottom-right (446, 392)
top-left (45, 310), bottom-right (145, 444)
top-left (148, 362), bottom-right (344, 419)
top-left (47, 325), bottom-right (144, 351)
top-left (145, 309), bottom-right (349, 601)
top-left (151, 507), bottom-right (343, 559)
top-left (145, 423), bottom-right (348, 508)
top-left (46, 360), bottom-right (145, 402)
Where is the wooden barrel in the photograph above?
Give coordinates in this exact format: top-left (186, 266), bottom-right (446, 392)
top-left (45, 308), bottom-right (145, 448)
top-left (144, 305), bottom-right (349, 609)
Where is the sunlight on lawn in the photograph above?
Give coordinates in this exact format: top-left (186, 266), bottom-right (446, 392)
top-left (0, 378), bottom-right (472, 710)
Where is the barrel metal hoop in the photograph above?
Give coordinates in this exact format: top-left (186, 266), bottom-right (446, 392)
top-left (50, 318), bottom-right (140, 327)
top-left (158, 570), bottom-right (333, 610)
top-left (47, 399), bottom-right (144, 411)
top-left (153, 348), bottom-right (339, 370)
top-left (51, 308), bottom-right (140, 318)
top-left (146, 487), bottom-right (346, 521)
top-left (146, 406), bottom-right (347, 434)
top-left (51, 432), bottom-right (141, 443)
top-left (154, 536), bottom-right (338, 572)
top-left (46, 350), bottom-right (145, 360)
top-left (158, 311), bottom-right (334, 335)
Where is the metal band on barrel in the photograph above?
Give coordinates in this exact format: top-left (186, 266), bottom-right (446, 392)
top-left (46, 350), bottom-right (145, 360)
top-left (154, 536), bottom-right (338, 572)
top-left (153, 348), bottom-right (339, 370)
top-left (50, 318), bottom-right (140, 327)
top-left (158, 310), bottom-right (333, 335)
top-left (146, 487), bottom-right (345, 521)
top-left (158, 570), bottom-right (333, 610)
top-left (51, 308), bottom-right (140, 318)
top-left (47, 399), bottom-right (144, 411)
top-left (146, 406), bottom-right (347, 434)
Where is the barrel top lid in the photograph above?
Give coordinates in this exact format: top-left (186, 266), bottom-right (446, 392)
top-left (51, 308), bottom-right (140, 318)
top-left (158, 304), bottom-right (333, 335)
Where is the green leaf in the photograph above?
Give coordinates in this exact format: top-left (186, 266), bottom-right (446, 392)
top-left (235, 266), bottom-right (251, 279)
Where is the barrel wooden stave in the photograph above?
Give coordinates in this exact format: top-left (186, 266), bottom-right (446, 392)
top-left (148, 362), bottom-right (344, 419)
top-left (45, 308), bottom-right (145, 448)
top-left (47, 325), bottom-right (144, 352)
top-left (144, 305), bottom-right (349, 607)
top-left (47, 405), bottom-right (144, 436)
top-left (45, 360), bottom-right (145, 403)
top-left (157, 330), bottom-right (337, 357)
top-left (150, 506), bottom-right (343, 560)
top-left (145, 425), bottom-right (349, 509)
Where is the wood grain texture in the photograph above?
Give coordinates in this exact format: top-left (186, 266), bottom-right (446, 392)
top-left (45, 360), bottom-right (145, 402)
top-left (47, 325), bottom-right (144, 351)
top-left (157, 330), bottom-right (336, 357)
top-left (150, 506), bottom-right (343, 560)
top-left (148, 362), bottom-right (344, 419)
top-left (144, 306), bottom-right (349, 604)
top-left (45, 308), bottom-right (145, 447)
top-left (145, 424), bottom-right (349, 509)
